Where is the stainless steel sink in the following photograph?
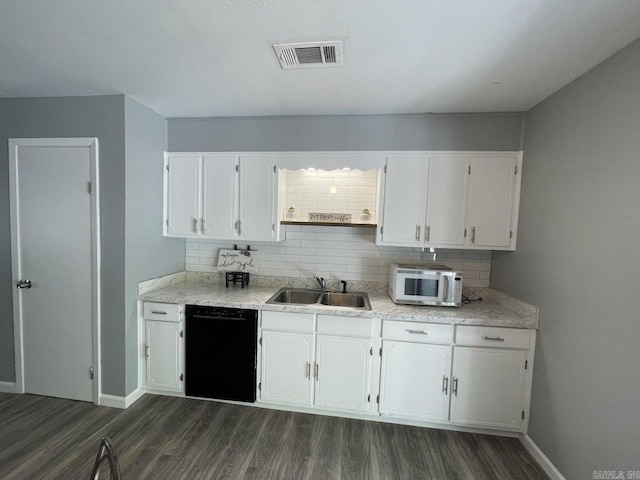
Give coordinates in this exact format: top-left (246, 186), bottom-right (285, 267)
top-left (268, 289), bottom-right (322, 305)
top-left (266, 287), bottom-right (371, 310)
top-left (320, 292), bottom-right (370, 309)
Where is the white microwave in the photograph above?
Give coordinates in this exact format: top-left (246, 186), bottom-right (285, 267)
top-left (388, 264), bottom-right (463, 307)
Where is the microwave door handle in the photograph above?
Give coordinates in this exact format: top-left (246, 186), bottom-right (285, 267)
top-left (443, 276), bottom-right (449, 302)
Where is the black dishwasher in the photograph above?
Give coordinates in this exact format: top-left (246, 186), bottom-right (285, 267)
top-left (185, 305), bottom-right (258, 403)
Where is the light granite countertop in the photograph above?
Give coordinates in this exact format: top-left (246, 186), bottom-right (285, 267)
top-left (140, 274), bottom-right (538, 329)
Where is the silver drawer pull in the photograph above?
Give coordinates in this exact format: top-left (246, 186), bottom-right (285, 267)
top-left (406, 329), bottom-right (428, 335)
top-left (150, 310), bottom-right (167, 315)
top-left (484, 336), bottom-right (505, 341)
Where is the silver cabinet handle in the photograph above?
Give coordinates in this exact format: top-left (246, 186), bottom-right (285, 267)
top-left (442, 376), bottom-right (449, 394)
top-left (145, 345), bottom-right (150, 358)
top-left (314, 363), bottom-right (319, 381)
top-left (150, 310), bottom-right (166, 315)
top-left (471, 226), bottom-right (476, 243)
top-left (415, 225), bottom-right (421, 241)
top-left (425, 225), bottom-right (430, 242)
top-left (192, 218), bottom-right (198, 233)
top-left (406, 329), bottom-right (428, 335)
top-left (452, 377), bottom-right (458, 396)
top-left (16, 279), bottom-right (32, 289)
top-left (306, 362), bottom-right (311, 379)
top-left (484, 336), bottom-right (505, 342)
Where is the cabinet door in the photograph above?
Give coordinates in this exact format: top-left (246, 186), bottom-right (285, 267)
top-left (379, 341), bottom-right (451, 421)
top-left (202, 155), bottom-right (237, 238)
top-left (239, 155), bottom-right (276, 240)
top-left (450, 347), bottom-right (527, 430)
top-left (379, 155), bottom-right (429, 246)
top-left (425, 154), bottom-right (469, 246)
top-left (467, 155), bottom-right (517, 247)
top-left (165, 156), bottom-right (200, 236)
top-left (145, 320), bottom-right (183, 392)
top-left (260, 330), bottom-right (313, 405)
top-left (314, 335), bottom-right (371, 412)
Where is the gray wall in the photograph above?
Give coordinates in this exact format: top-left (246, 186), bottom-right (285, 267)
top-left (0, 96), bottom-right (126, 394)
top-left (124, 97), bottom-right (184, 394)
top-left (491, 39), bottom-right (640, 478)
top-left (167, 113), bottom-right (524, 152)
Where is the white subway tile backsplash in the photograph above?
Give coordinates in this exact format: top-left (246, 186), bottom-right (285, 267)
top-left (185, 225), bottom-right (492, 287)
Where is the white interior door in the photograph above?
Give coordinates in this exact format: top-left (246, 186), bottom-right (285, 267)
top-left (10, 138), bottom-right (98, 402)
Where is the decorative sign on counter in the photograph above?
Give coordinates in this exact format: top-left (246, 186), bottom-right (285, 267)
top-left (216, 249), bottom-right (260, 273)
top-left (308, 212), bottom-right (352, 223)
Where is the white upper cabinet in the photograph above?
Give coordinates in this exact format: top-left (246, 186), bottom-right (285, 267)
top-left (201, 155), bottom-right (236, 238)
top-left (466, 154), bottom-right (518, 248)
top-left (164, 153), bottom-right (281, 241)
top-left (378, 151), bottom-right (521, 250)
top-left (165, 155), bottom-right (201, 236)
top-left (238, 155), bottom-right (276, 239)
top-left (378, 154), bottom-right (429, 246)
top-left (425, 154), bottom-right (470, 247)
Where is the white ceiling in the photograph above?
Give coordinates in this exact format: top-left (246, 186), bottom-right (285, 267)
top-left (1, 0), bottom-right (639, 118)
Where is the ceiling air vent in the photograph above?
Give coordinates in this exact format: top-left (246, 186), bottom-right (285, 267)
top-left (273, 41), bottom-right (343, 69)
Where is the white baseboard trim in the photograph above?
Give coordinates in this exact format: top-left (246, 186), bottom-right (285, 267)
top-left (99, 388), bottom-right (145, 409)
top-left (0, 381), bottom-right (17, 393)
top-left (519, 434), bottom-right (566, 480)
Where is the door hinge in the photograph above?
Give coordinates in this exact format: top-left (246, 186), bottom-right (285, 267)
top-left (235, 164), bottom-right (239, 173)
top-left (273, 165), bottom-right (276, 173)
top-left (369, 347), bottom-right (373, 356)
top-left (379, 347), bottom-right (382, 357)
top-left (367, 394), bottom-right (371, 402)
top-left (259, 382), bottom-right (261, 391)
top-left (464, 228), bottom-right (467, 237)
top-left (87, 182), bottom-right (92, 194)
top-left (515, 165), bottom-right (518, 175)
top-left (468, 165), bottom-right (471, 174)
top-left (272, 223), bottom-right (275, 232)
top-left (89, 367), bottom-right (94, 380)
top-left (180, 373), bottom-right (184, 382)
top-left (380, 226), bottom-right (384, 234)
top-left (384, 165), bottom-right (387, 174)
top-left (376, 395), bottom-right (380, 404)
top-left (259, 337), bottom-right (262, 346)
top-left (180, 330), bottom-right (184, 338)
top-left (165, 219), bottom-right (169, 227)
top-left (166, 164), bottom-right (169, 171)
top-left (525, 359), bottom-right (528, 370)
top-left (522, 410), bottom-right (525, 420)
top-left (510, 230), bottom-right (513, 239)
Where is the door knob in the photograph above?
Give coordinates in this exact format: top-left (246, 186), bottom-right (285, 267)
top-left (16, 279), bottom-right (32, 289)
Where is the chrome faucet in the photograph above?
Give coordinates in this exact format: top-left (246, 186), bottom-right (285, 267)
top-left (314, 275), bottom-right (327, 291)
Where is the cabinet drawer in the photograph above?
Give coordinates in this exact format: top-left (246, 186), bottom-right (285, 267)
top-left (382, 321), bottom-right (453, 344)
top-left (143, 302), bottom-right (181, 322)
top-left (262, 311), bottom-right (314, 332)
top-left (317, 315), bottom-right (373, 337)
top-left (455, 326), bottom-right (531, 349)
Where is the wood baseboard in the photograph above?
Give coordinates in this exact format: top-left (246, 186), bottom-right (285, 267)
top-left (519, 434), bottom-right (566, 480)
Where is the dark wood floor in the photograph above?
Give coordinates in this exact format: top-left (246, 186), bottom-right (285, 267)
top-left (0, 393), bottom-right (548, 480)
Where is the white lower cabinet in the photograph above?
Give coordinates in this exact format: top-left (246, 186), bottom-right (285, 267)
top-left (378, 321), bottom-right (534, 433)
top-left (379, 341), bottom-right (451, 421)
top-left (260, 330), bottom-right (313, 405)
top-left (314, 335), bottom-right (371, 412)
top-left (449, 347), bottom-right (527, 430)
top-left (259, 312), bottom-right (374, 413)
top-left (143, 302), bottom-right (184, 393)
